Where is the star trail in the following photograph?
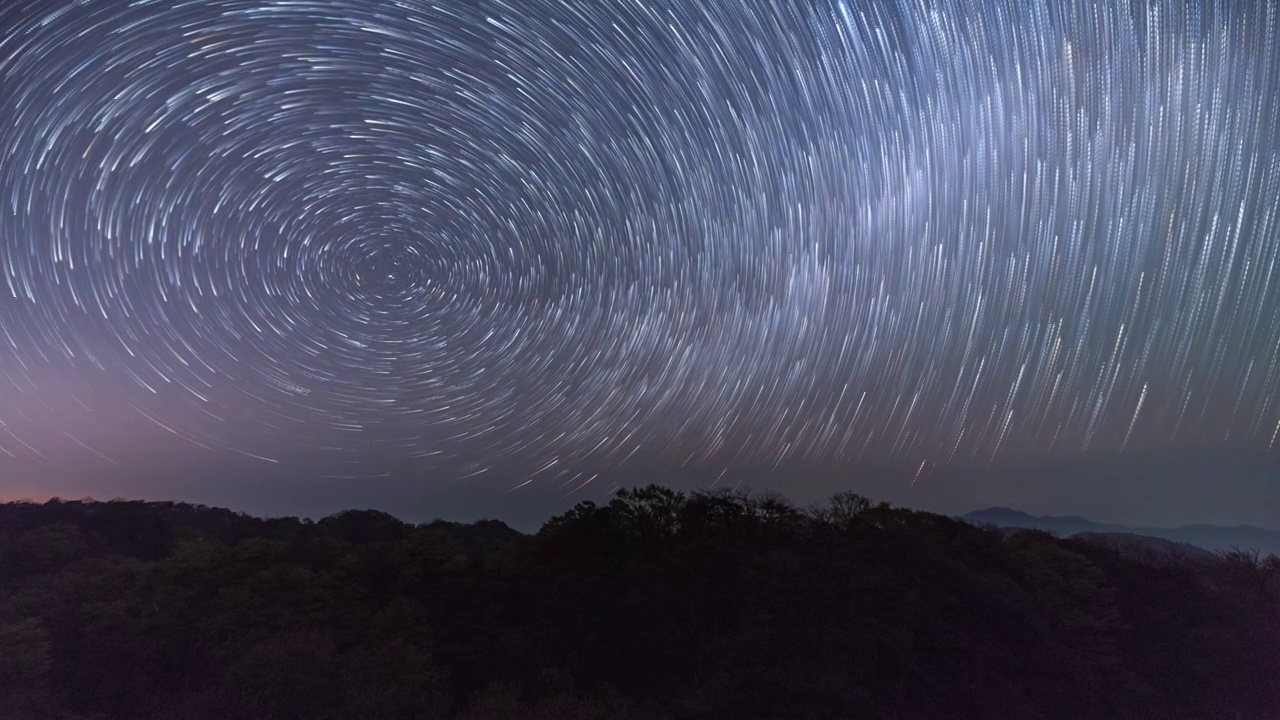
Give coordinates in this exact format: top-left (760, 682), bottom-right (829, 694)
top-left (2, 0), bottom-right (1279, 494)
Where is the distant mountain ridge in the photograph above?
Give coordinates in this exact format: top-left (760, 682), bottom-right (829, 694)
top-left (962, 507), bottom-right (1280, 556)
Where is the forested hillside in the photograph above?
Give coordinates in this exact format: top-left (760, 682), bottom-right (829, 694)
top-left (1, 487), bottom-right (1277, 719)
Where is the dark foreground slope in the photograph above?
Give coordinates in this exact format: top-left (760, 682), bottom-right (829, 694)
top-left (1, 488), bottom-right (1277, 720)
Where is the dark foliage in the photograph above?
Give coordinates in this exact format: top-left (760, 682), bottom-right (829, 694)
top-left (0, 488), bottom-right (1276, 719)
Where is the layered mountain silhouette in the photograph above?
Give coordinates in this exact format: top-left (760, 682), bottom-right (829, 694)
top-left (963, 506), bottom-right (1280, 557)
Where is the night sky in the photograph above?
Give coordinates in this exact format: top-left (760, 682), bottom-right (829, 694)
top-left (2, 0), bottom-right (1278, 527)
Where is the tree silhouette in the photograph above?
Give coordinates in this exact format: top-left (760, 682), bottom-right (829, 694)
top-left (0, 490), bottom-right (1276, 719)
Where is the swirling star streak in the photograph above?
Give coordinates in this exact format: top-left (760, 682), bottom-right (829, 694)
top-left (1, 0), bottom-right (1279, 490)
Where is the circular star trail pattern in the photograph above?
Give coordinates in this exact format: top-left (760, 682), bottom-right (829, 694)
top-left (2, 0), bottom-right (1280, 486)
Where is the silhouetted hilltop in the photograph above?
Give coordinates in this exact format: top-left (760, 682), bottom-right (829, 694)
top-left (1069, 532), bottom-right (1217, 564)
top-left (963, 506), bottom-right (1280, 555)
top-left (2, 489), bottom-right (1277, 720)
